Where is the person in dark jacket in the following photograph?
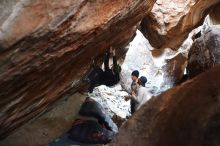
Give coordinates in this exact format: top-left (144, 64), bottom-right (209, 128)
top-left (87, 47), bottom-right (121, 93)
top-left (131, 70), bottom-right (139, 93)
top-left (130, 70), bottom-right (139, 114)
top-left (101, 47), bottom-right (121, 86)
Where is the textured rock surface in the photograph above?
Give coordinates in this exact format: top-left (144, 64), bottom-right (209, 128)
top-left (110, 64), bottom-right (220, 146)
top-left (0, 0), bottom-right (155, 138)
top-left (187, 25), bottom-right (220, 78)
top-left (120, 30), bottom-right (188, 94)
top-left (140, 0), bottom-right (220, 49)
top-left (161, 53), bottom-right (187, 86)
top-left (88, 84), bottom-right (131, 119)
top-left (0, 93), bottom-right (87, 146)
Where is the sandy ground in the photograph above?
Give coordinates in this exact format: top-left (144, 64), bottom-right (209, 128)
top-left (0, 92), bottom-right (88, 146)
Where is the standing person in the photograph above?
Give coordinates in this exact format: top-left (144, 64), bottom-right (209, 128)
top-left (131, 70), bottom-right (139, 93)
top-left (125, 76), bottom-right (150, 113)
top-left (130, 70), bottom-right (139, 114)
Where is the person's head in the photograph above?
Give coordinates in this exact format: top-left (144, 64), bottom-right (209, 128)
top-left (131, 70), bottom-right (139, 81)
top-left (138, 76), bottom-right (147, 87)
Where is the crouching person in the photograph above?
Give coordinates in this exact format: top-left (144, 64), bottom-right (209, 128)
top-left (68, 97), bottom-right (118, 144)
top-left (87, 46), bottom-right (121, 93)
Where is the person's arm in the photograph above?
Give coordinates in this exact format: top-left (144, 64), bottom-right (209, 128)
top-left (131, 81), bottom-right (138, 93)
top-left (124, 92), bottom-right (139, 104)
top-left (131, 91), bottom-right (139, 103)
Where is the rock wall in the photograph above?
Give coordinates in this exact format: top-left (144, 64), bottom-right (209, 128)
top-left (110, 64), bottom-right (220, 146)
top-left (161, 53), bottom-right (187, 86)
top-left (120, 30), bottom-right (188, 95)
top-left (187, 25), bottom-right (220, 78)
top-left (140, 0), bottom-right (220, 50)
top-left (0, 0), bottom-right (156, 138)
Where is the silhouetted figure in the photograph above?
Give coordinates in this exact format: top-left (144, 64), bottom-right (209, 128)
top-left (87, 47), bottom-right (121, 93)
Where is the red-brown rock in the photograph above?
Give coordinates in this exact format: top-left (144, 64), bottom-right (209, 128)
top-left (162, 53), bottom-right (187, 86)
top-left (0, 0), bottom-right (155, 138)
top-left (110, 64), bottom-right (220, 146)
top-left (140, 0), bottom-right (220, 50)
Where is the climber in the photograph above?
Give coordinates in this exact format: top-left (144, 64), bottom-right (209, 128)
top-left (130, 70), bottom-right (139, 114)
top-left (87, 46), bottom-right (121, 93)
top-left (124, 76), bottom-right (150, 113)
top-left (131, 70), bottom-right (139, 93)
top-left (101, 46), bottom-right (121, 87)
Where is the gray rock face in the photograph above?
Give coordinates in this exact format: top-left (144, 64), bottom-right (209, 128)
top-left (162, 53), bottom-right (187, 86)
top-left (187, 26), bottom-right (220, 78)
top-left (0, 0), bottom-right (17, 26)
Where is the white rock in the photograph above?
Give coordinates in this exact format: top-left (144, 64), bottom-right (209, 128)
top-left (88, 84), bottom-right (131, 119)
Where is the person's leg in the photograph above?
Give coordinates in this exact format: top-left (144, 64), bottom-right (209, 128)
top-left (112, 54), bottom-right (120, 84)
top-left (130, 99), bottom-right (136, 114)
top-left (103, 48), bottom-right (121, 86)
top-left (113, 56), bottom-right (117, 69)
top-left (112, 49), bottom-right (117, 69)
top-left (103, 52), bottom-right (110, 71)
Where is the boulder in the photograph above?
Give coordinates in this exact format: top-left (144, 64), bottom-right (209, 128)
top-left (187, 25), bottom-right (220, 78)
top-left (140, 0), bottom-right (220, 49)
top-left (161, 53), bottom-right (187, 86)
top-left (0, 0), bottom-right (155, 138)
top-left (110, 64), bottom-right (220, 146)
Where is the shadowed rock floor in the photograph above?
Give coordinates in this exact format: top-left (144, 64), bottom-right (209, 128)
top-left (0, 92), bottom-right (87, 146)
